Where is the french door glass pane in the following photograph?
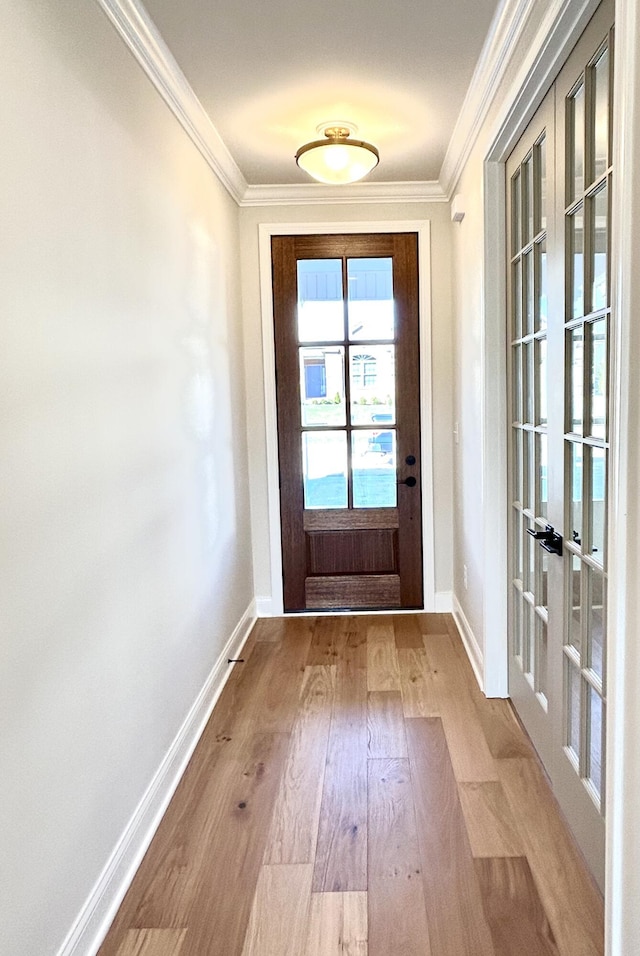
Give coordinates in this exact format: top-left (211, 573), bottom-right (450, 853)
top-left (513, 428), bottom-right (524, 503)
top-left (590, 446), bottom-right (606, 559)
top-left (524, 250), bottom-right (534, 335)
top-left (570, 82), bottom-right (585, 201)
top-left (590, 317), bottom-right (607, 438)
top-left (523, 343), bottom-right (534, 424)
top-left (347, 257), bottom-right (394, 341)
top-left (537, 239), bottom-right (548, 330)
top-left (538, 433), bottom-right (548, 517)
top-left (524, 600), bottom-right (534, 675)
top-left (513, 510), bottom-right (524, 580)
top-left (570, 208), bottom-right (585, 319)
top-left (352, 431), bottom-right (396, 508)
top-left (537, 615), bottom-right (548, 698)
top-left (593, 49), bottom-right (609, 180)
top-left (591, 184), bottom-right (608, 311)
top-left (302, 431), bottom-right (347, 509)
top-left (525, 519), bottom-right (536, 592)
top-left (349, 345), bottom-right (396, 425)
top-left (512, 172), bottom-right (522, 254)
top-left (569, 554), bottom-right (582, 652)
top-left (513, 590), bottom-right (523, 659)
top-left (299, 347), bottom-right (345, 426)
top-left (524, 431), bottom-right (535, 512)
top-left (566, 660), bottom-right (582, 759)
top-left (297, 259), bottom-right (344, 342)
top-left (569, 328), bottom-right (584, 433)
top-left (570, 442), bottom-right (583, 545)
top-left (588, 566), bottom-right (605, 681)
top-left (513, 259), bottom-right (523, 339)
top-left (525, 155), bottom-right (535, 243)
top-left (538, 339), bottom-right (548, 425)
top-left (539, 136), bottom-right (548, 232)
top-left (588, 687), bottom-right (604, 799)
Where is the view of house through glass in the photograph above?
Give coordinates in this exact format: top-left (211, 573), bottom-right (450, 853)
top-left (297, 257), bottom-right (397, 509)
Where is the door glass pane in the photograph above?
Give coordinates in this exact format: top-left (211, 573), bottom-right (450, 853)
top-left (536, 239), bottom-right (548, 331)
top-left (588, 567), bottom-right (606, 682)
top-left (538, 433), bottom-right (548, 518)
top-left (566, 660), bottom-right (582, 759)
top-left (569, 327), bottom-right (584, 433)
top-left (524, 430), bottom-right (535, 512)
top-left (299, 347), bottom-right (345, 426)
top-left (513, 510), bottom-right (524, 580)
top-left (523, 342), bottom-right (534, 424)
top-left (591, 184), bottom-right (608, 312)
top-left (523, 600), bottom-right (534, 675)
top-left (590, 318), bottom-right (607, 439)
top-left (568, 554), bottom-right (582, 653)
top-left (538, 338), bottom-right (548, 425)
top-left (302, 431), bottom-right (347, 509)
top-left (513, 590), bottom-right (523, 659)
top-left (513, 428), bottom-right (523, 503)
top-left (540, 547), bottom-right (549, 609)
top-left (590, 446), bottom-right (606, 559)
top-left (593, 48), bottom-right (609, 180)
top-left (297, 259), bottom-right (344, 342)
top-left (537, 615), bottom-right (548, 698)
top-left (525, 520), bottom-right (536, 592)
top-left (570, 442), bottom-right (583, 546)
top-left (349, 345), bottom-right (395, 425)
top-left (588, 687), bottom-right (604, 800)
top-left (512, 171), bottom-right (522, 254)
top-left (513, 259), bottom-right (523, 339)
top-left (570, 82), bottom-right (585, 201)
top-left (352, 430), bottom-right (397, 508)
top-left (523, 155), bottom-right (534, 243)
top-left (524, 250), bottom-right (534, 335)
top-left (347, 258), bottom-right (394, 341)
top-left (539, 136), bottom-right (547, 232)
top-left (570, 208), bottom-right (585, 319)
top-left (512, 345), bottom-right (523, 423)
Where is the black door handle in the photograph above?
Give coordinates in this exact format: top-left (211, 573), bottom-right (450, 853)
top-left (527, 524), bottom-right (563, 556)
top-left (398, 476), bottom-right (417, 487)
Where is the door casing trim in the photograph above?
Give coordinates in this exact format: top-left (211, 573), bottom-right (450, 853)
top-left (258, 220), bottom-right (435, 615)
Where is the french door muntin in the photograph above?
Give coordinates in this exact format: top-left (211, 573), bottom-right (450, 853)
top-left (507, 3), bottom-right (613, 891)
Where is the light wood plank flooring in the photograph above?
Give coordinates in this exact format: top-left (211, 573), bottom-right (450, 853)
top-left (99, 614), bottom-right (604, 956)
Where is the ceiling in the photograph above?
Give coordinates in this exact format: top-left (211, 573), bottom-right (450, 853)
top-left (142, 0), bottom-right (502, 187)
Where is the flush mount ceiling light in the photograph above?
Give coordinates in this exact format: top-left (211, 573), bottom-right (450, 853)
top-left (295, 121), bottom-right (379, 185)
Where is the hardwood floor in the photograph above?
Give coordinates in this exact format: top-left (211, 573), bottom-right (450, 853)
top-left (99, 614), bottom-right (604, 956)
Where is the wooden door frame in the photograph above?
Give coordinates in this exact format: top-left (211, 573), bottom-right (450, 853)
top-left (257, 220), bottom-right (436, 616)
top-left (478, 0), bottom-right (640, 951)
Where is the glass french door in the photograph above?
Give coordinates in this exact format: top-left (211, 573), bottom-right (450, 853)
top-left (507, 0), bottom-right (613, 891)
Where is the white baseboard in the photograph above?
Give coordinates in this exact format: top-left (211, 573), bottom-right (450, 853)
top-left (434, 590), bottom-right (453, 612)
top-left (57, 600), bottom-right (257, 956)
top-left (452, 595), bottom-right (485, 692)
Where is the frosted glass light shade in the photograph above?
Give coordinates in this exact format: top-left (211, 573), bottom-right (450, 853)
top-left (296, 129), bottom-right (379, 185)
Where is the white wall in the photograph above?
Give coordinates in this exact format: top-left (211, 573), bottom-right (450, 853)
top-left (239, 202), bottom-right (455, 608)
top-left (449, 1), bottom-right (556, 664)
top-left (0, 3), bottom-right (252, 954)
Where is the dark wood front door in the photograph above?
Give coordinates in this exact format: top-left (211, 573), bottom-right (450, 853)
top-left (272, 232), bottom-right (422, 612)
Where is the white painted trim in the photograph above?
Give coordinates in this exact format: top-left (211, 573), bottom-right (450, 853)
top-left (434, 591), bottom-right (454, 613)
top-left (487, 0), bottom-right (601, 159)
top-left (480, 161), bottom-right (510, 698)
top-left (93, 0), bottom-right (247, 203)
top-left (257, 220), bottom-right (436, 614)
top-left (440, 0), bottom-right (535, 198)
top-left (242, 181), bottom-right (447, 207)
top-left (452, 595), bottom-right (485, 692)
top-left (606, 2), bottom-right (640, 953)
top-left (57, 602), bottom-right (257, 956)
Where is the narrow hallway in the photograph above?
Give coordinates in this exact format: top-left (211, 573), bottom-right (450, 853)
top-left (99, 615), bottom-right (603, 956)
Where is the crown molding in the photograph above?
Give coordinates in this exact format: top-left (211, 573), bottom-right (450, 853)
top-left (240, 180), bottom-right (447, 206)
top-left (439, 0), bottom-right (535, 198)
top-left (94, 0), bottom-right (247, 203)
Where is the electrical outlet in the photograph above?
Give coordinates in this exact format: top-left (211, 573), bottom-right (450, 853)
top-left (463, 564), bottom-right (468, 590)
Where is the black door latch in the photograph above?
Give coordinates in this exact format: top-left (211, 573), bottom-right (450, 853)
top-left (526, 523), bottom-right (563, 556)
